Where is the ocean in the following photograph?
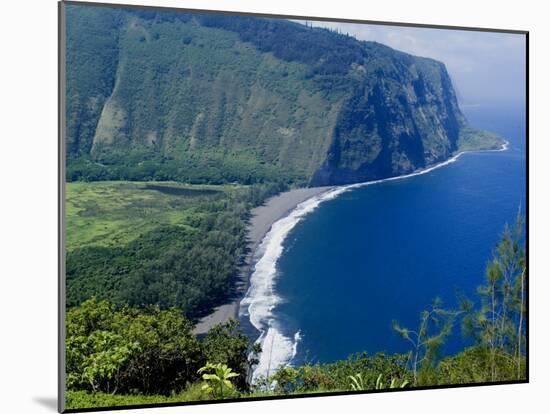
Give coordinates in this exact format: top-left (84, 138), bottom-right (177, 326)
top-left (240, 104), bottom-right (526, 380)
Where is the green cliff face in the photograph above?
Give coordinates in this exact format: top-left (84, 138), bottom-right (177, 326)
top-left (65, 6), bottom-right (502, 186)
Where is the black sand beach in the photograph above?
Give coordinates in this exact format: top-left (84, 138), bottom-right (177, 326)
top-left (193, 186), bottom-right (331, 334)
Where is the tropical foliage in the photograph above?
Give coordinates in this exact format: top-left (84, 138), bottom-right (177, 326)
top-left (349, 373), bottom-right (409, 391)
top-left (66, 208), bottom-right (527, 410)
top-left (461, 213), bottom-right (527, 381)
top-left (255, 353), bottom-right (412, 395)
top-left (66, 181), bottom-right (286, 319)
top-left (393, 298), bottom-right (458, 385)
top-left (392, 214), bottom-right (527, 386)
top-left (198, 363), bottom-right (240, 399)
top-left (66, 298), bottom-right (257, 397)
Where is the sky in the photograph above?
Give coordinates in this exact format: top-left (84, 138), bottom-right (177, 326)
top-left (297, 20), bottom-right (526, 109)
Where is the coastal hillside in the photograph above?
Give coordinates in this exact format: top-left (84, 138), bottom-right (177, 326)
top-left (62, 5), bottom-right (526, 411)
top-left (65, 6), bottom-right (501, 186)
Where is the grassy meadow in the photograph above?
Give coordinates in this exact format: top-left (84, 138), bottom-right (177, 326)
top-left (66, 181), bottom-right (240, 251)
top-left (65, 180), bottom-right (285, 315)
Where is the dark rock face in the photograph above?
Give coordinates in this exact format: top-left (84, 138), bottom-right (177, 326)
top-left (310, 57), bottom-right (467, 186)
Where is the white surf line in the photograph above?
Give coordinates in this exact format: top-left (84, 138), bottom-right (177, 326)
top-left (239, 186), bottom-right (348, 382)
top-left (241, 140), bottom-right (508, 383)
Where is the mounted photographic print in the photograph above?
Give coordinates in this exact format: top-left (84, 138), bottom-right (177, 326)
top-left (58, 1), bottom-right (528, 412)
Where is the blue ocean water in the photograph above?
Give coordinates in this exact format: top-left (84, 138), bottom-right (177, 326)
top-left (261, 104), bottom-right (526, 369)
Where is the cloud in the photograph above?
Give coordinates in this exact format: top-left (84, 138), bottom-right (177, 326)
top-left (295, 20), bottom-right (526, 107)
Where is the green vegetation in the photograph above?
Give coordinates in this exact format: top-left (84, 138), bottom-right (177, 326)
top-left (391, 214), bottom-right (527, 386)
top-left (461, 213), bottom-right (527, 381)
top-left (256, 353), bottom-right (412, 395)
top-left (375, 375), bottom-right (410, 390)
top-left (67, 151), bottom-right (306, 186)
top-left (63, 5), bottom-right (519, 411)
top-left (65, 5), bottom-right (343, 185)
top-left (393, 298), bottom-right (458, 385)
top-left (66, 387), bottom-right (208, 409)
top-left (66, 216), bottom-right (526, 410)
top-left (66, 181), bottom-right (231, 251)
top-left (66, 180), bottom-right (286, 317)
top-left (66, 299), bottom-right (200, 395)
top-left (66, 298), bottom-right (255, 398)
top-left (349, 373), bottom-right (409, 391)
top-left (66, 5), bottom-right (502, 188)
top-left (198, 363), bottom-right (240, 399)
top-left (65, 5), bottom-right (123, 157)
top-left (459, 127), bottom-right (504, 152)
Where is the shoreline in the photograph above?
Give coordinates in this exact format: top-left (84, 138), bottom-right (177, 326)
top-left (241, 140), bottom-right (510, 380)
top-left (193, 186), bottom-right (333, 334)
top-left (193, 140), bottom-right (508, 336)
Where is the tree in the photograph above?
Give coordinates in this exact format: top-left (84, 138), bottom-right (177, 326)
top-left (461, 213), bottom-right (526, 381)
top-left (201, 319), bottom-right (261, 390)
top-left (436, 346), bottom-right (524, 385)
top-left (393, 298), bottom-right (457, 385)
top-left (78, 331), bottom-right (138, 394)
top-left (113, 305), bottom-right (203, 394)
top-left (66, 299), bottom-right (135, 393)
top-left (66, 298), bottom-right (202, 395)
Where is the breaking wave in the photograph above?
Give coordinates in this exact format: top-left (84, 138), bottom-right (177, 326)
top-left (240, 141), bottom-right (508, 382)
